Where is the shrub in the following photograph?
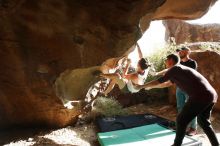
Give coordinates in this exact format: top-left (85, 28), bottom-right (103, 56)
top-left (92, 96), bottom-right (130, 117)
top-left (147, 37), bottom-right (177, 80)
top-left (144, 37), bottom-right (178, 101)
top-left (199, 42), bottom-right (220, 52)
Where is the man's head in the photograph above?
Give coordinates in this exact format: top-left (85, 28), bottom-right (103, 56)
top-left (137, 58), bottom-right (151, 71)
top-left (176, 46), bottom-right (191, 59)
top-left (165, 54), bottom-right (179, 68)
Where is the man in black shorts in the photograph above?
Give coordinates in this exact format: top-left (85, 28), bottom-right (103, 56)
top-left (134, 54), bottom-right (219, 146)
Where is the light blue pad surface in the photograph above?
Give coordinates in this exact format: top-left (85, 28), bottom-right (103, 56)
top-left (98, 124), bottom-right (202, 146)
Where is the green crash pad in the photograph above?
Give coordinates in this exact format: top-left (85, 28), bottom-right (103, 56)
top-left (98, 124), bottom-right (202, 146)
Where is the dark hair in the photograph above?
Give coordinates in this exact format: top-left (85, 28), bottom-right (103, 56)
top-left (176, 46), bottom-right (190, 52)
top-left (138, 58), bottom-right (150, 70)
top-left (166, 54), bottom-right (179, 64)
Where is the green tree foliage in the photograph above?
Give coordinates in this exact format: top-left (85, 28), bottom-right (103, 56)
top-left (147, 37), bottom-right (177, 81)
top-left (145, 37), bottom-right (178, 101)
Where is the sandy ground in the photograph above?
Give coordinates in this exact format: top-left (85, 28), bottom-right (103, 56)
top-left (0, 102), bottom-right (220, 146)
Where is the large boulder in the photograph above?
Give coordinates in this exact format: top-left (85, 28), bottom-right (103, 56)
top-left (0, 0), bottom-right (217, 128)
top-left (163, 19), bottom-right (220, 44)
top-left (168, 51), bottom-right (220, 110)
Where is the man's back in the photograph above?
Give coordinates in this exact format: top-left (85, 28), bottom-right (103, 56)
top-left (160, 65), bottom-right (218, 103)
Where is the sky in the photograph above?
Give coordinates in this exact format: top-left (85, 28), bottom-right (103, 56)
top-left (135, 0), bottom-right (220, 57)
top-left (128, 20), bottom-right (165, 63)
top-left (186, 1), bottom-right (220, 24)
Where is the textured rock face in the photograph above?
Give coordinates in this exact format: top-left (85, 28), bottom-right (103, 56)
top-left (163, 19), bottom-right (220, 44)
top-left (168, 51), bottom-right (220, 110)
top-left (0, 0), bottom-right (217, 129)
top-left (54, 66), bottom-right (100, 103)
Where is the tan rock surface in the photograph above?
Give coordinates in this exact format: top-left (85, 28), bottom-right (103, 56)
top-left (0, 0), bottom-right (217, 128)
top-left (163, 19), bottom-right (220, 44)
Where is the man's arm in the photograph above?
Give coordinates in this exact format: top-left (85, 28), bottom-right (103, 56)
top-left (134, 80), bottom-right (173, 90)
top-left (148, 80), bottom-right (173, 89)
top-left (155, 69), bottom-right (168, 76)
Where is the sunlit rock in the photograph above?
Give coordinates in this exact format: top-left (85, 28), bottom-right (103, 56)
top-left (163, 19), bottom-right (220, 44)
